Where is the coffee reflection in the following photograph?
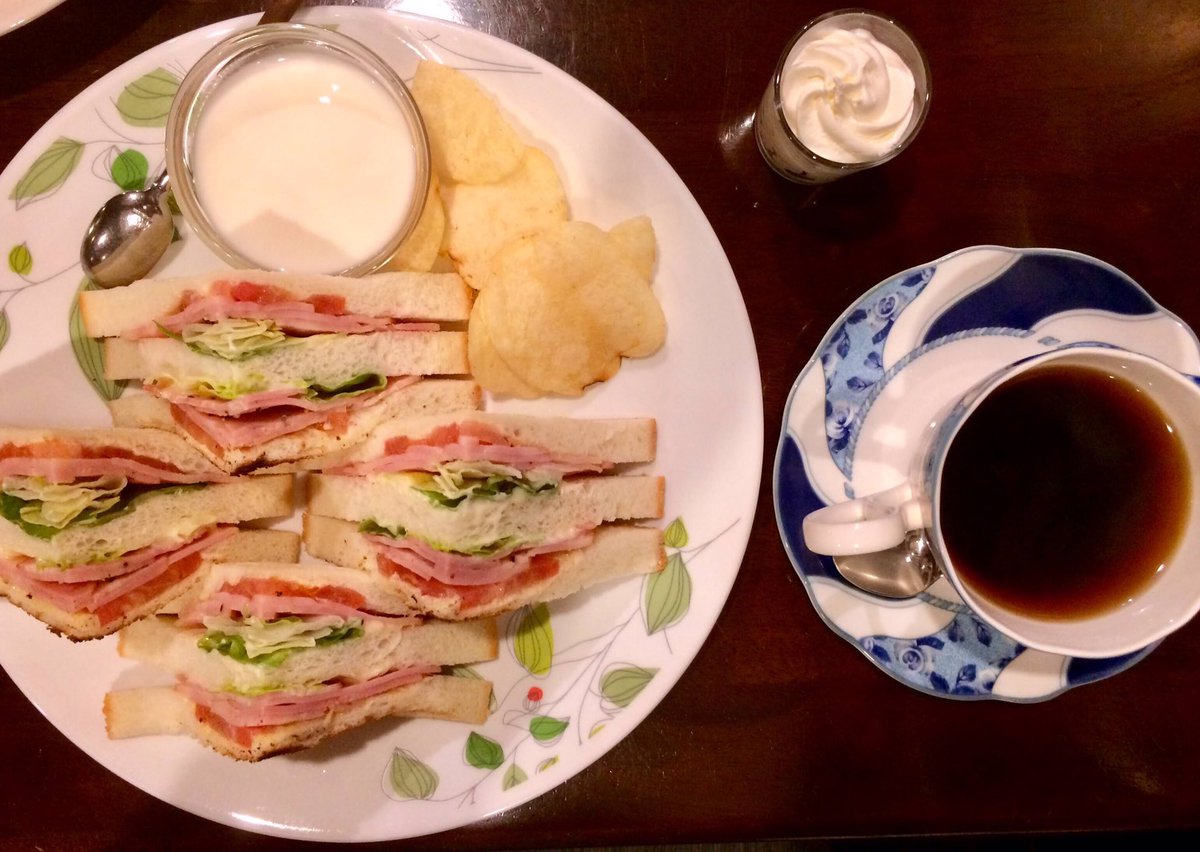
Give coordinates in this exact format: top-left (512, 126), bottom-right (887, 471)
top-left (939, 363), bottom-right (1191, 621)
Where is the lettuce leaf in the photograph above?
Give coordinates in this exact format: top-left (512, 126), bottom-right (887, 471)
top-left (182, 371), bottom-right (385, 403)
top-left (410, 461), bottom-right (558, 509)
top-left (1, 474), bottom-right (125, 530)
top-left (358, 518), bottom-right (520, 558)
top-left (189, 374), bottom-right (269, 400)
top-left (304, 372), bottom-right (387, 401)
top-left (0, 480), bottom-right (206, 541)
top-left (160, 318), bottom-right (288, 362)
top-left (198, 615), bottom-right (364, 667)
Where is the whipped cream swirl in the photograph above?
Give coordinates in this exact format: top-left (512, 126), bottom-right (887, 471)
top-left (781, 26), bottom-right (916, 163)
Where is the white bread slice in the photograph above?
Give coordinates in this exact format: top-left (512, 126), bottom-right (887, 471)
top-left (0, 473), bottom-right (293, 565)
top-left (108, 379), bottom-right (482, 474)
top-left (0, 528), bottom-right (299, 640)
top-left (0, 425), bottom-right (229, 478)
top-left (303, 516), bottom-right (666, 620)
top-left (80, 269), bottom-right (473, 337)
top-left (102, 330), bottom-right (468, 384)
top-left (197, 529), bottom-right (301, 564)
top-left (103, 673), bottom-right (491, 761)
top-left (118, 610), bottom-right (498, 694)
top-left (307, 473), bottom-right (665, 552)
top-left (306, 411), bottom-right (657, 471)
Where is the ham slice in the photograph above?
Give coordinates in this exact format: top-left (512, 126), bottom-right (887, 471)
top-left (177, 664), bottom-right (440, 728)
top-left (330, 421), bottom-right (611, 477)
top-left (149, 298), bottom-right (437, 337)
top-left (178, 577), bottom-right (403, 625)
top-left (376, 551), bottom-right (562, 610)
top-left (0, 526), bottom-right (235, 615)
top-left (15, 529), bottom-right (216, 584)
top-left (148, 375), bottom-right (417, 418)
top-left (0, 441), bottom-right (225, 484)
top-left (125, 280), bottom-right (440, 338)
top-left (366, 529), bottom-right (594, 587)
top-left (166, 376), bottom-right (418, 450)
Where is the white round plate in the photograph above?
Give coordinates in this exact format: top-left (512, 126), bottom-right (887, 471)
top-left (774, 246), bottom-right (1200, 702)
top-left (0, 0), bottom-right (66, 36)
top-left (0, 7), bottom-right (762, 841)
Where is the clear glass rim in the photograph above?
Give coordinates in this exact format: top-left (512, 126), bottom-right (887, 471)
top-left (769, 7), bottom-right (933, 172)
top-left (165, 22), bottom-right (431, 277)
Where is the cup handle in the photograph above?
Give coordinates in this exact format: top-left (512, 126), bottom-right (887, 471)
top-left (801, 482), bottom-right (932, 556)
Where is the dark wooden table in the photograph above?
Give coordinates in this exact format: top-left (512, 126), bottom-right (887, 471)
top-left (3, 1), bottom-right (1200, 849)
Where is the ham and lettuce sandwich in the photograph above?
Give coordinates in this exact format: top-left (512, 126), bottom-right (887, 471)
top-left (104, 560), bottom-right (497, 761)
top-left (0, 427), bottom-right (297, 639)
top-left (80, 270), bottom-right (479, 474)
top-left (301, 411), bottom-right (666, 619)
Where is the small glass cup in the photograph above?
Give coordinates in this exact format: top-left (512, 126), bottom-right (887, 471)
top-left (166, 22), bottom-right (430, 276)
top-left (754, 9), bottom-right (931, 184)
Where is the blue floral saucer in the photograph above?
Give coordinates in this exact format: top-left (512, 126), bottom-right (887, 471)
top-left (774, 246), bottom-right (1200, 701)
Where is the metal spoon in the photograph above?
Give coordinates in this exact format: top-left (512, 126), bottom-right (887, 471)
top-left (79, 0), bottom-right (306, 288)
top-left (832, 529), bottom-right (941, 599)
top-left (80, 169), bottom-right (173, 288)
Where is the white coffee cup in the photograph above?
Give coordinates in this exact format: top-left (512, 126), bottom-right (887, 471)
top-left (802, 345), bottom-right (1200, 658)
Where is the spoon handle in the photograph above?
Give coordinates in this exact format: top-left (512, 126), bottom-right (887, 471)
top-left (259, 0), bottom-right (305, 26)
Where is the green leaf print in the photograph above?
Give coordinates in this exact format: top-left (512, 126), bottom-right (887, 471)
top-left (529, 715), bottom-right (568, 743)
top-left (115, 68), bottom-right (180, 127)
top-left (643, 552), bottom-right (691, 635)
top-left (600, 665), bottom-right (658, 709)
top-left (9, 138), bottom-right (84, 208)
top-left (8, 243), bottom-right (32, 276)
top-left (513, 602), bottom-right (554, 676)
top-left (501, 763), bottom-right (527, 790)
top-left (464, 731), bottom-right (504, 770)
top-left (70, 279), bottom-right (127, 402)
top-left (386, 748), bottom-right (438, 800)
top-left (0, 311), bottom-right (9, 354)
top-left (110, 149), bottom-right (149, 191)
top-left (663, 516), bottom-right (689, 549)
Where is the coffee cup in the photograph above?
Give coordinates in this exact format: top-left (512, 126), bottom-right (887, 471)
top-left (802, 345), bottom-right (1200, 658)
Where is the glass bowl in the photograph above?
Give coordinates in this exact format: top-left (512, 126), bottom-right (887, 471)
top-left (755, 8), bottom-right (932, 184)
top-left (165, 22), bottom-right (430, 276)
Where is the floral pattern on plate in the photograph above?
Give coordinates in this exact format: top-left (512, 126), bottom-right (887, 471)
top-left (775, 246), bottom-right (1195, 702)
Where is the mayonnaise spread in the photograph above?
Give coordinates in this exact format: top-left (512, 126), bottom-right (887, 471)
top-left (193, 47), bottom-right (419, 273)
top-left (780, 26), bottom-right (916, 164)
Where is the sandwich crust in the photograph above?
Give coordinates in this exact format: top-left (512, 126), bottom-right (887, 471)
top-left (306, 411), bottom-right (657, 471)
top-left (109, 379), bottom-right (482, 474)
top-left (0, 473), bottom-right (293, 564)
top-left (119, 610), bottom-right (498, 693)
top-left (80, 269), bottom-right (474, 337)
top-left (0, 529), bottom-right (300, 640)
top-left (303, 515), bottom-right (666, 620)
top-left (103, 674), bottom-right (492, 761)
top-left (307, 473), bottom-right (665, 552)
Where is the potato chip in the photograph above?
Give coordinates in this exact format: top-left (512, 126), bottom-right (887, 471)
top-left (608, 215), bottom-right (657, 281)
top-left (441, 146), bottom-right (570, 288)
top-left (411, 60), bottom-right (525, 185)
top-left (477, 221), bottom-right (663, 396)
top-left (480, 273), bottom-right (621, 396)
top-left (383, 174), bottom-right (445, 273)
top-left (466, 300), bottom-right (542, 398)
top-left (512, 219), bottom-right (664, 357)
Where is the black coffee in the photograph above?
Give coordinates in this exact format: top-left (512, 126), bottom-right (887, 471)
top-left (939, 363), bottom-right (1191, 621)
